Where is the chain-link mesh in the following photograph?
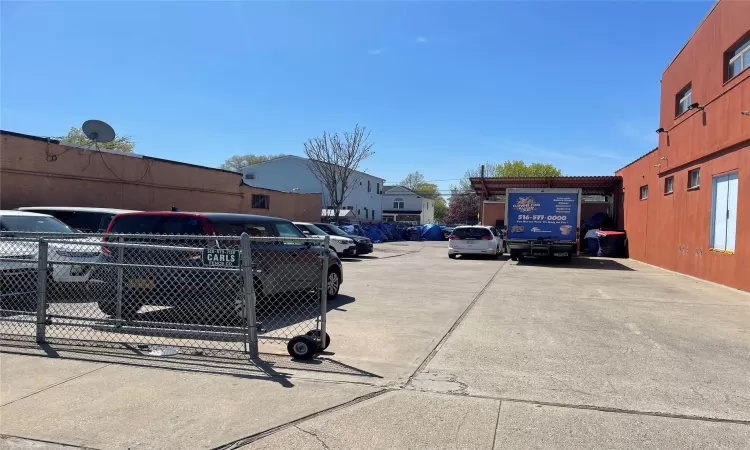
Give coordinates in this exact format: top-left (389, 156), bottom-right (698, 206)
top-left (0, 235), bottom-right (40, 339)
top-left (0, 232), bottom-right (331, 357)
top-left (244, 236), bottom-right (329, 345)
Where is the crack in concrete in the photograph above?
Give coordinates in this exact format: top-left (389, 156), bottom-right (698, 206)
top-left (295, 425), bottom-right (331, 450)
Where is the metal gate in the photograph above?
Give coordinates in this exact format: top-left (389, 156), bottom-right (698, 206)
top-left (0, 232), bottom-right (329, 359)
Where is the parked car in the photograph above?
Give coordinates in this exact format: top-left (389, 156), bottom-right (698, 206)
top-left (448, 226), bottom-right (504, 259)
top-left (293, 222), bottom-right (357, 256)
top-left (0, 210), bottom-right (101, 309)
top-left (18, 207), bottom-right (137, 233)
top-left (314, 223), bottom-right (373, 255)
top-left (92, 212), bottom-right (343, 319)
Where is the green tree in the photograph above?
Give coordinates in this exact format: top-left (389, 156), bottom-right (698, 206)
top-left (57, 127), bottom-right (135, 152)
top-left (219, 154), bottom-right (286, 172)
top-left (401, 171), bottom-right (426, 190)
top-left (494, 160), bottom-right (562, 177)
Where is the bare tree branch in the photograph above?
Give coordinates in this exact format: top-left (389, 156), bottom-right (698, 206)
top-left (304, 125), bottom-right (375, 222)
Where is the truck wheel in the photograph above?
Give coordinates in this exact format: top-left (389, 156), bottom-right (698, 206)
top-left (510, 252), bottom-right (518, 261)
top-left (448, 254), bottom-right (457, 259)
top-left (306, 330), bottom-right (331, 350)
top-left (287, 335), bottom-right (318, 360)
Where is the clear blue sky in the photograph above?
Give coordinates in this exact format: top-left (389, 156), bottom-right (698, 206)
top-left (2, 1), bottom-right (711, 193)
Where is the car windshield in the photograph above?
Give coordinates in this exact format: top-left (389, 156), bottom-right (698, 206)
top-left (318, 224), bottom-right (350, 237)
top-left (0, 215), bottom-right (74, 233)
top-left (300, 223), bottom-right (328, 236)
top-left (452, 227), bottom-right (491, 239)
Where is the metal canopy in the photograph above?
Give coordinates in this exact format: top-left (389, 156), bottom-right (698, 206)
top-left (470, 176), bottom-right (621, 197)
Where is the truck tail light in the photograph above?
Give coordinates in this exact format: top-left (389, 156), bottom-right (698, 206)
top-left (449, 236), bottom-right (460, 240)
top-left (481, 236), bottom-right (493, 240)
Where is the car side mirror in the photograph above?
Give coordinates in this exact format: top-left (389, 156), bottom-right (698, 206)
top-left (302, 230), bottom-right (310, 235)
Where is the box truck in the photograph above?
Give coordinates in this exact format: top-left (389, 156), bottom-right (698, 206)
top-left (505, 188), bottom-right (582, 262)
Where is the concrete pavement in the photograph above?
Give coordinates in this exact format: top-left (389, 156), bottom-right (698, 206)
top-left (2, 243), bottom-right (749, 449)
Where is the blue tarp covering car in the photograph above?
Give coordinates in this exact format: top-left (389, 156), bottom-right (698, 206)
top-left (321, 221), bottom-right (442, 243)
top-left (420, 224), bottom-right (444, 241)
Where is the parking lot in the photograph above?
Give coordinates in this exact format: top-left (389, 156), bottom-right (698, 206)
top-left (2, 241), bottom-right (749, 449)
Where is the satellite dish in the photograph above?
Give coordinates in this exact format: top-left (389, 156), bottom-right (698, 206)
top-left (81, 120), bottom-right (116, 143)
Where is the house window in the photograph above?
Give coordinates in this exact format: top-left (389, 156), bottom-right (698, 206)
top-left (372, 209), bottom-right (375, 219)
top-left (363, 207), bottom-right (368, 219)
top-left (244, 173), bottom-right (255, 180)
top-left (251, 194), bottom-right (269, 209)
top-left (393, 198), bottom-right (405, 209)
top-left (727, 36), bottom-right (750, 80)
top-left (367, 180), bottom-right (371, 193)
top-left (688, 168), bottom-right (701, 189)
top-left (358, 209), bottom-right (361, 216)
top-left (676, 85), bottom-right (692, 116)
top-left (710, 172), bottom-right (738, 252)
top-left (376, 183), bottom-right (380, 194)
top-left (664, 176), bottom-right (674, 194)
top-left (639, 185), bottom-right (648, 200)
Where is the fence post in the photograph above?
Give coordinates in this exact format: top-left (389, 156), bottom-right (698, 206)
top-left (36, 239), bottom-right (48, 344)
top-left (241, 233), bottom-right (258, 358)
top-left (319, 236), bottom-right (329, 349)
top-left (116, 237), bottom-right (124, 326)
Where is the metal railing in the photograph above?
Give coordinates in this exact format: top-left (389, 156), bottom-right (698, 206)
top-left (0, 231), bottom-right (330, 359)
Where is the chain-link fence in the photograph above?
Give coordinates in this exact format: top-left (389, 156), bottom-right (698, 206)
top-left (0, 232), bottom-right (331, 359)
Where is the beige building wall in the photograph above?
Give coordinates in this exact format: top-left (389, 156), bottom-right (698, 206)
top-left (0, 131), bottom-right (321, 222)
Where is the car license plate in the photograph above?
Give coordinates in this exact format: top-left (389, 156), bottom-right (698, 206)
top-left (128, 278), bottom-right (155, 289)
top-left (553, 252), bottom-right (568, 257)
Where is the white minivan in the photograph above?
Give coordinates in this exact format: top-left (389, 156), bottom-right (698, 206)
top-left (18, 207), bottom-right (137, 233)
top-left (448, 226), bottom-right (504, 259)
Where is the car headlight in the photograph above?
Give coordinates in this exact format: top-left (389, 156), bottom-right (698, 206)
top-left (334, 238), bottom-right (351, 244)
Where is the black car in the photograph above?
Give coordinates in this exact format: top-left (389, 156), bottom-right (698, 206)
top-left (314, 223), bottom-right (373, 255)
top-left (93, 212), bottom-right (343, 318)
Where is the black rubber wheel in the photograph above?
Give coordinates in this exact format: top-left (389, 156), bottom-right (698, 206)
top-left (97, 300), bottom-right (142, 320)
top-left (287, 335), bottom-right (318, 360)
top-left (448, 254), bottom-right (457, 259)
top-left (326, 269), bottom-right (340, 300)
top-left (306, 330), bottom-right (331, 350)
top-left (510, 252), bottom-right (518, 261)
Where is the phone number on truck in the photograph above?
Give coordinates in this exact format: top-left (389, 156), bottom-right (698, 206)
top-left (517, 215), bottom-right (568, 221)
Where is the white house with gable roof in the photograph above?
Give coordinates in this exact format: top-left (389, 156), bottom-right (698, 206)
top-left (381, 185), bottom-right (435, 224)
top-left (241, 156), bottom-right (385, 222)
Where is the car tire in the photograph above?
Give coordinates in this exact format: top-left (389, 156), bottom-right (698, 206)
top-left (448, 254), bottom-right (457, 259)
top-left (510, 252), bottom-right (518, 261)
top-left (306, 330), bottom-right (331, 350)
top-left (326, 268), bottom-right (340, 299)
top-left (287, 335), bottom-right (318, 360)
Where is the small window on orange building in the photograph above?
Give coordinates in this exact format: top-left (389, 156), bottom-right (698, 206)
top-left (688, 168), bottom-right (701, 189)
top-left (664, 176), bottom-right (674, 194)
top-left (726, 36), bottom-right (750, 81)
top-left (640, 185), bottom-right (648, 200)
top-left (676, 84), bottom-right (692, 116)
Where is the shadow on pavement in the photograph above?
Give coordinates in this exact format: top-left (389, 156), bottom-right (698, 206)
top-left (0, 334), bottom-right (381, 389)
top-left (516, 256), bottom-right (634, 271)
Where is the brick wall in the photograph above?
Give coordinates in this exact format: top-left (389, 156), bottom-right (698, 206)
top-left (0, 132), bottom-right (321, 222)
